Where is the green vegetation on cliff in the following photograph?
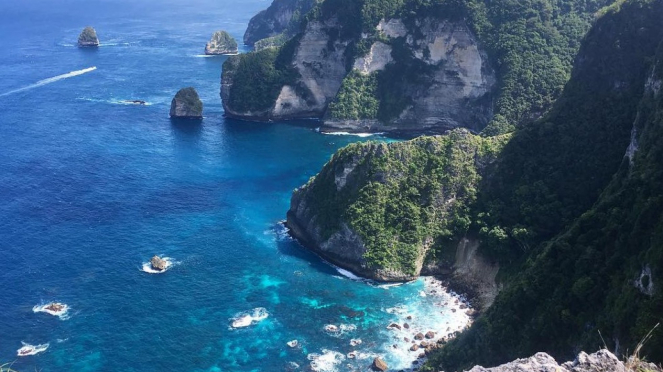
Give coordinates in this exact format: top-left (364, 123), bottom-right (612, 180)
top-left (305, 0), bottom-right (610, 129)
top-left (223, 41), bottom-right (301, 113)
top-left (289, 0), bottom-right (663, 366)
top-left (327, 71), bottom-right (379, 120)
top-left (301, 130), bottom-right (507, 274)
top-left (424, 0), bottom-right (663, 368)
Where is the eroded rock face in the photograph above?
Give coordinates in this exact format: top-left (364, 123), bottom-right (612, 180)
top-left (78, 26), bottom-right (99, 47)
top-left (372, 357), bottom-right (388, 371)
top-left (205, 31), bottom-right (238, 55)
top-left (323, 18), bottom-right (495, 134)
top-left (464, 350), bottom-right (659, 372)
top-left (170, 87), bottom-right (203, 119)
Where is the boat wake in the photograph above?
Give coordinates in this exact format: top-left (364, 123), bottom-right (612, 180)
top-left (319, 130), bottom-right (383, 138)
top-left (17, 342), bottom-right (49, 357)
top-left (0, 67), bottom-right (97, 97)
top-left (229, 307), bottom-right (269, 329)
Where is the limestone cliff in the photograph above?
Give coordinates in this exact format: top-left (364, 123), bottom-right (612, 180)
top-left (243, 0), bottom-right (316, 46)
top-left (225, 0), bottom-right (608, 134)
top-left (286, 130), bottom-right (507, 281)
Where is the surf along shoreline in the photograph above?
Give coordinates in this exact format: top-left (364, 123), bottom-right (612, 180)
top-left (280, 221), bottom-right (479, 370)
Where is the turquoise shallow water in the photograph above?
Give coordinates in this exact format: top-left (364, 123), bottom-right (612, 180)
top-left (0, 1), bottom-right (469, 371)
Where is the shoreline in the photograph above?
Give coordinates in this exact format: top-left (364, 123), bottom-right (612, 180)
top-left (281, 221), bottom-right (477, 370)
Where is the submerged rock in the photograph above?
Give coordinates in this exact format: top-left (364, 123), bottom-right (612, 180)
top-left (44, 303), bottom-right (65, 312)
top-left (150, 255), bottom-right (168, 271)
top-left (78, 26), bottom-right (99, 47)
top-left (372, 357), bottom-right (388, 371)
top-left (205, 31), bottom-right (238, 55)
top-left (170, 87), bottom-right (203, 119)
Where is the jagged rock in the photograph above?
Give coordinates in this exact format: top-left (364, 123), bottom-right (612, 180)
top-left (403, 323), bottom-right (410, 329)
top-left (464, 350), bottom-right (656, 372)
top-left (425, 331), bottom-right (435, 339)
top-left (410, 344), bottom-right (419, 351)
top-left (150, 256), bottom-right (167, 271)
top-left (372, 357), bottom-right (388, 371)
top-left (78, 26), bottom-right (99, 47)
top-left (388, 323), bottom-right (402, 330)
top-left (205, 31), bottom-right (238, 55)
top-left (414, 333), bottom-right (425, 340)
top-left (170, 87), bottom-right (203, 119)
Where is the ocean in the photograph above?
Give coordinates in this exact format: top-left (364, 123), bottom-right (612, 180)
top-left (0, 1), bottom-right (469, 371)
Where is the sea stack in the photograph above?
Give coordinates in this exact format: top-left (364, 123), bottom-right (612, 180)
top-left (78, 26), bottom-right (99, 47)
top-left (204, 31), bottom-right (238, 55)
top-left (169, 87), bottom-right (203, 119)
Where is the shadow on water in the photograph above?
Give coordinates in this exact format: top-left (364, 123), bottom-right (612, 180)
top-left (170, 118), bottom-right (203, 136)
top-left (274, 223), bottom-right (350, 279)
top-left (223, 117), bottom-right (321, 134)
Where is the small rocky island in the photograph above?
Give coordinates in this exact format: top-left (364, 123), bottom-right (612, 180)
top-left (169, 87), bottom-right (203, 119)
top-left (150, 256), bottom-right (168, 271)
top-left (78, 26), bottom-right (99, 47)
top-left (205, 31), bottom-right (238, 55)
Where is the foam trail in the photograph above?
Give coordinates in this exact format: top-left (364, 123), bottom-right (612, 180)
top-left (0, 67), bottom-right (97, 97)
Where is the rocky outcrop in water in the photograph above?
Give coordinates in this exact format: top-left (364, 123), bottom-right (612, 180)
top-left (170, 88), bottom-right (203, 119)
top-left (78, 26), bottom-right (99, 47)
top-left (205, 31), bottom-right (238, 55)
top-left (150, 256), bottom-right (168, 271)
top-left (372, 357), bottom-right (388, 371)
top-left (465, 350), bottom-right (661, 372)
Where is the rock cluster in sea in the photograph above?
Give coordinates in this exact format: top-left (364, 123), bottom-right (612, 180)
top-left (78, 26), bottom-right (99, 47)
top-left (170, 87), bottom-right (203, 119)
top-left (205, 30), bottom-right (238, 55)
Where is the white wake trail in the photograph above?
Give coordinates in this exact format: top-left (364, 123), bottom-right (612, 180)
top-left (0, 66), bottom-right (97, 97)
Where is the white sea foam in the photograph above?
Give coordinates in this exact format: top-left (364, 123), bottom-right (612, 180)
top-left (307, 349), bottom-right (345, 372)
top-left (321, 131), bottom-right (383, 138)
top-left (77, 97), bottom-right (153, 106)
top-left (334, 267), bottom-right (363, 281)
top-left (141, 257), bottom-right (174, 274)
top-left (229, 307), bottom-right (269, 329)
top-left (323, 323), bottom-right (356, 337)
top-left (17, 342), bottom-right (49, 357)
top-left (0, 67), bottom-right (97, 97)
top-left (33, 302), bottom-right (70, 320)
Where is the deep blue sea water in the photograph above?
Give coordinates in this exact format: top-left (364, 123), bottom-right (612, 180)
top-left (0, 1), bottom-right (469, 371)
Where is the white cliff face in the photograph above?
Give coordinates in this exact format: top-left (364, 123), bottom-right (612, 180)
top-left (291, 19), bottom-right (349, 112)
top-left (353, 42), bottom-right (394, 75)
top-left (377, 19), bottom-right (408, 38)
top-left (272, 85), bottom-right (309, 117)
top-left (394, 18), bottom-right (496, 132)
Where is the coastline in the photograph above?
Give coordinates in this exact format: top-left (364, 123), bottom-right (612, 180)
top-left (282, 220), bottom-right (477, 370)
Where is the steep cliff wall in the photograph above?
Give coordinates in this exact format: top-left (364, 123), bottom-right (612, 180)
top-left (225, 0), bottom-right (610, 134)
top-left (243, 0), bottom-right (316, 46)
